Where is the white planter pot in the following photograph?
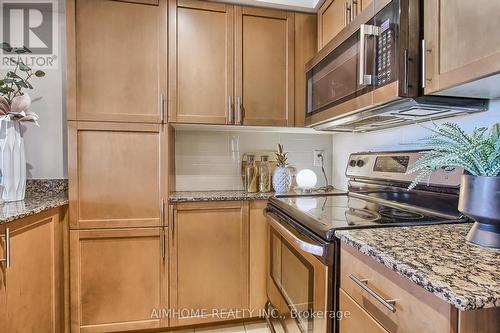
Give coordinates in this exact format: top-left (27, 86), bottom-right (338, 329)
top-left (0, 118), bottom-right (26, 202)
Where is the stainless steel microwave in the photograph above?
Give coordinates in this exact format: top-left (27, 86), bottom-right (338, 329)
top-left (305, 0), bottom-right (487, 132)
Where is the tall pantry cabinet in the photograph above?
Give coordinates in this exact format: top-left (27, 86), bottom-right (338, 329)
top-left (67, 0), bottom-right (317, 331)
top-left (66, 0), bottom-right (172, 332)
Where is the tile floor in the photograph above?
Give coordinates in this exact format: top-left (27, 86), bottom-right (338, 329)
top-left (166, 321), bottom-right (270, 333)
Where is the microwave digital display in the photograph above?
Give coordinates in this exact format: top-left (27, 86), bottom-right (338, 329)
top-left (374, 156), bottom-right (410, 173)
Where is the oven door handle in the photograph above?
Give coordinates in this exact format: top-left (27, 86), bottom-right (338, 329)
top-left (265, 211), bottom-right (324, 257)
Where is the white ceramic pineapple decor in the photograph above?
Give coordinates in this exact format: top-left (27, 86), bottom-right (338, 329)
top-left (272, 144), bottom-right (291, 194)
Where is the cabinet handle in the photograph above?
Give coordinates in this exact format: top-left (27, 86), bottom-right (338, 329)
top-left (421, 39), bottom-right (426, 89)
top-left (227, 95), bottom-right (234, 124)
top-left (160, 93), bottom-right (165, 124)
top-left (236, 96), bottom-right (242, 125)
top-left (403, 49), bottom-right (409, 95)
top-left (169, 205), bottom-right (175, 244)
top-left (0, 228), bottom-right (11, 268)
top-left (351, 0), bottom-right (357, 21)
top-left (345, 2), bottom-right (351, 26)
top-left (350, 274), bottom-right (396, 312)
top-left (160, 199), bottom-right (165, 227)
top-left (161, 228), bottom-right (166, 259)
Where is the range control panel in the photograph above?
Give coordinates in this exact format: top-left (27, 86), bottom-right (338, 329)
top-left (346, 152), bottom-right (463, 188)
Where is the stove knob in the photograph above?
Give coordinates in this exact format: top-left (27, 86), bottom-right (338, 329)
top-left (349, 160), bottom-right (357, 167)
top-left (356, 160), bottom-right (365, 167)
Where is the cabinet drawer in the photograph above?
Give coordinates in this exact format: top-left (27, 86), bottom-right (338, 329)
top-left (340, 243), bottom-right (457, 333)
top-left (339, 288), bottom-right (388, 333)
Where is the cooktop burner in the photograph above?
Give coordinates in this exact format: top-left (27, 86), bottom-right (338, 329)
top-left (378, 208), bottom-right (425, 220)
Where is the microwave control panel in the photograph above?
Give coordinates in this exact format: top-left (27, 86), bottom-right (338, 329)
top-left (377, 19), bottom-right (394, 86)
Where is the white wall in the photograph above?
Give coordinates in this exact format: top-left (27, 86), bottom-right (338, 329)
top-left (175, 129), bottom-right (333, 191)
top-left (331, 99), bottom-right (500, 190)
top-left (4, 0), bottom-right (67, 179)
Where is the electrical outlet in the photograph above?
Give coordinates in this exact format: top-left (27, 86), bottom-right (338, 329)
top-left (313, 150), bottom-right (324, 167)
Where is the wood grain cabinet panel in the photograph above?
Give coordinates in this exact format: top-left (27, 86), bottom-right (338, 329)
top-left (424, 0), bottom-right (500, 97)
top-left (318, 0), bottom-right (345, 50)
top-left (235, 7), bottom-right (295, 127)
top-left (68, 0), bottom-right (166, 123)
top-left (339, 289), bottom-right (388, 333)
top-left (169, 0), bottom-right (233, 124)
top-left (0, 208), bottom-right (66, 333)
top-left (68, 122), bottom-right (169, 229)
top-left (294, 13), bottom-right (317, 127)
top-left (169, 201), bottom-right (250, 326)
top-left (340, 243), bottom-right (457, 333)
top-left (70, 228), bottom-right (167, 332)
top-left (0, 225), bottom-right (5, 331)
top-left (249, 200), bottom-right (268, 313)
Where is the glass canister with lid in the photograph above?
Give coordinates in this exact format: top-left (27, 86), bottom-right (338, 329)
top-left (259, 155), bottom-right (272, 193)
top-left (245, 154), bottom-right (259, 193)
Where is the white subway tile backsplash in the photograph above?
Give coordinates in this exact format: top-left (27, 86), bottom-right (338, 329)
top-left (175, 129), bottom-right (333, 191)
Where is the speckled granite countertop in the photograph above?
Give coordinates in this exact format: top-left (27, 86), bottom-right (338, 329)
top-left (169, 190), bottom-right (275, 203)
top-left (0, 179), bottom-right (68, 225)
top-left (169, 189), bottom-right (345, 203)
top-left (336, 224), bottom-right (500, 311)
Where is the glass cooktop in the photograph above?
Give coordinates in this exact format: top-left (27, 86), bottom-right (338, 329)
top-left (269, 194), bottom-right (464, 241)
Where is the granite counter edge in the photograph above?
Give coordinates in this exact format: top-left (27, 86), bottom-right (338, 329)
top-left (335, 231), bottom-right (497, 311)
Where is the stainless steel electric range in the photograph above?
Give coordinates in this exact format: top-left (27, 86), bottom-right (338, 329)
top-left (264, 150), bottom-right (469, 333)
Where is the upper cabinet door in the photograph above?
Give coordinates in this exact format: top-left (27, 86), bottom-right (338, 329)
top-left (318, 0), bottom-right (345, 50)
top-left (68, 122), bottom-right (169, 229)
top-left (169, 0), bottom-right (234, 124)
top-left (68, 0), bottom-right (166, 123)
top-left (235, 7), bottom-right (295, 127)
top-left (424, 0), bottom-right (500, 97)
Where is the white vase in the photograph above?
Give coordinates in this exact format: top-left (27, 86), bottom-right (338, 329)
top-left (0, 118), bottom-right (26, 202)
top-left (273, 166), bottom-right (292, 194)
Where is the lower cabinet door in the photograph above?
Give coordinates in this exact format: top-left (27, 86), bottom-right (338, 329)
top-left (339, 289), bottom-right (388, 333)
top-left (1, 208), bottom-right (65, 333)
top-left (0, 225), bottom-right (7, 331)
top-left (70, 227), bottom-right (167, 332)
top-left (170, 201), bottom-right (250, 326)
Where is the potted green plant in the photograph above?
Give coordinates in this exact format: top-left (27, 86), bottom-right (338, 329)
top-left (0, 42), bottom-right (45, 201)
top-left (408, 122), bottom-right (500, 248)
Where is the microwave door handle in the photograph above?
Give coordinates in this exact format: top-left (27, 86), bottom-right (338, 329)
top-left (359, 24), bottom-right (380, 86)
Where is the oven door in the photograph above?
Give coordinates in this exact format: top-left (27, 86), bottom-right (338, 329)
top-left (265, 210), bottom-right (332, 333)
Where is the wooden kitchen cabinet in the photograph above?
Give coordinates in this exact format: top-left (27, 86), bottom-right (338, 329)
top-left (68, 121), bottom-right (170, 229)
top-left (169, 201), bottom-right (250, 326)
top-left (168, 0), bottom-right (233, 124)
top-left (0, 226), bottom-right (5, 331)
top-left (70, 227), bottom-right (167, 332)
top-left (294, 13), bottom-right (317, 127)
top-left (339, 289), bottom-right (388, 333)
top-left (318, 0), bottom-right (371, 50)
top-left (169, 0), bottom-right (296, 127)
top-left (424, 0), bottom-right (500, 98)
top-left (67, 0), bottom-right (167, 123)
top-left (318, 0), bottom-right (345, 50)
top-left (0, 208), bottom-right (66, 333)
top-left (340, 242), bottom-right (500, 333)
top-left (249, 201), bottom-right (268, 313)
top-left (235, 7), bottom-right (295, 127)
